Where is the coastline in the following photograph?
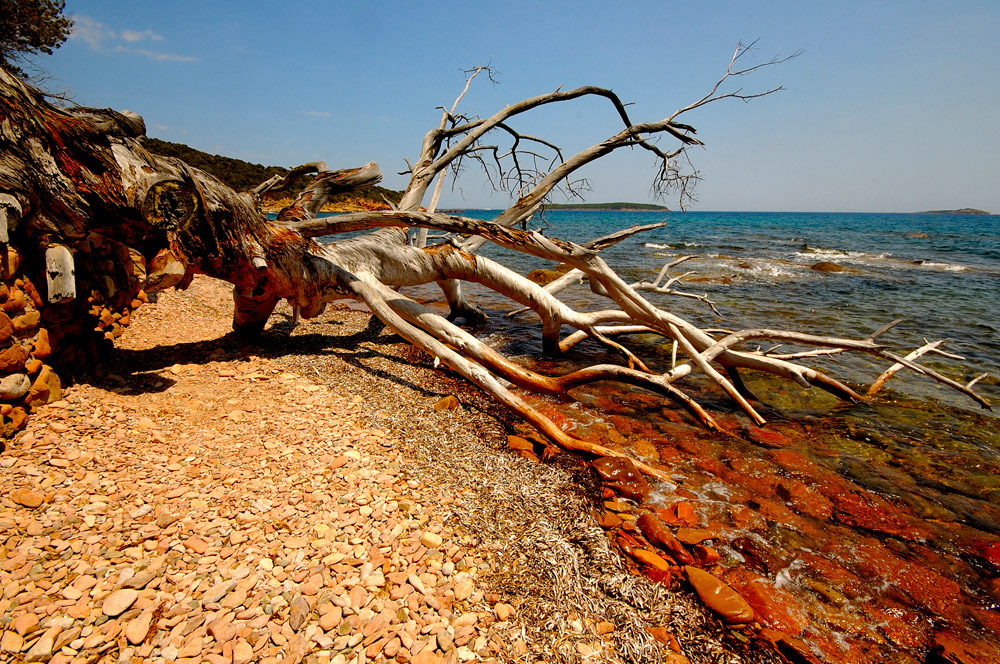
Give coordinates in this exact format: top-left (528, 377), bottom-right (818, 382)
top-left (0, 276), bottom-right (761, 664)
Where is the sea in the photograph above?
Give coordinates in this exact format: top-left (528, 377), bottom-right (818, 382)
top-left (330, 210), bottom-right (1000, 661)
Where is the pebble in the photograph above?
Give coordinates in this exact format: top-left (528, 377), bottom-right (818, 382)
top-left (420, 531), bottom-right (443, 549)
top-left (207, 617), bottom-right (237, 644)
top-left (637, 513), bottom-right (695, 565)
top-left (10, 487), bottom-right (43, 508)
top-left (232, 638), bottom-right (254, 664)
top-left (24, 625), bottom-right (60, 662)
top-left (155, 511), bottom-right (178, 528)
top-left (12, 613), bottom-right (38, 635)
top-left (0, 278), bottom-right (511, 664)
top-left (102, 589), bottom-right (139, 617)
top-left (124, 609), bottom-right (154, 644)
top-left (1, 630), bottom-right (23, 653)
top-left (289, 595), bottom-right (310, 631)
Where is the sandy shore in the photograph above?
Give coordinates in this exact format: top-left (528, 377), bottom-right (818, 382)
top-left (0, 276), bottom-right (751, 664)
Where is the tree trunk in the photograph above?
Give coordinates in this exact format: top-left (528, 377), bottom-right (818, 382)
top-left (0, 62), bottom-right (989, 463)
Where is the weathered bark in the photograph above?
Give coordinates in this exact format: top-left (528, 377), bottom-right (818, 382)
top-left (0, 54), bottom-right (991, 462)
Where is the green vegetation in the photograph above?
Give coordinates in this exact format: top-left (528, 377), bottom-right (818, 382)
top-left (143, 138), bottom-right (403, 209)
top-left (0, 0), bottom-right (73, 78)
top-left (918, 208), bottom-right (992, 215)
top-left (543, 202), bottom-right (669, 211)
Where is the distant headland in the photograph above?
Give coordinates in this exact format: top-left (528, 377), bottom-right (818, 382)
top-left (542, 202), bottom-right (669, 211)
top-left (918, 208), bottom-right (992, 215)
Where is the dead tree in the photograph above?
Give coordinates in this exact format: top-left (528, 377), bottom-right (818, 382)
top-left (0, 46), bottom-right (990, 474)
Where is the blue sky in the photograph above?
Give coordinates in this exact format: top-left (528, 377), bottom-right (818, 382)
top-left (43, 1), bottom-right (1000, 213)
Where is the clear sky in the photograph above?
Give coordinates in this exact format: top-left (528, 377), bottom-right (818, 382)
top-left (41, 1), bottom-right (1000, 213)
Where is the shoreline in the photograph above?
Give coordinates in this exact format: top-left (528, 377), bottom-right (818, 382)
top-left (0, 276), bottom-right (760, 664)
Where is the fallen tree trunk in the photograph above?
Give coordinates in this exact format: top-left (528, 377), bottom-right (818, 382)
top-left (0, 52), bottom-right (990, 466)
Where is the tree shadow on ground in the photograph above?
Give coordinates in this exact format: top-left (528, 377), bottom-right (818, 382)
top-left (78, 313), bottom-right (447, 400)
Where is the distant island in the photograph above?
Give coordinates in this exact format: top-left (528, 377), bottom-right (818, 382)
top-left (542, 202), bottom-right (669, 211)
top-left (919, 208), bottom-right (992, 215)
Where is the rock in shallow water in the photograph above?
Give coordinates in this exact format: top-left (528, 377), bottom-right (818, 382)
top-left (684, 566), bottom-right (754, 626)
top-left (637, 513), bottom-right (695, 565)
top-left (591, 457), bottom-right (650, 501)
top-left (810, 261), bottom-right (845, 273)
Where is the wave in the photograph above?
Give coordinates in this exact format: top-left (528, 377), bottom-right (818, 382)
top-left (796, 246), bottom-right (890, 261)
top-left (645, 241), bottom-right (702, 249)
top-left (909, 260), bottom-right (968, 272)
top-left (796, 246), bottom-right (971, 272)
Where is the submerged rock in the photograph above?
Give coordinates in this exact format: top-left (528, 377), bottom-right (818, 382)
top-left (931, 629), bottom-right (1000, 663)
top-left (757, 628), bottom-right (824, 664)
top-left (656, 501), bottom-right (698, 528)
top-left (637, 513), bottom-right (695, 564)
top-left (810, 261), bottom-right (845, 273)
top-left (591, 457), bottom-right (650, 501)
top-left (724, 567), bottom-right (810, 636)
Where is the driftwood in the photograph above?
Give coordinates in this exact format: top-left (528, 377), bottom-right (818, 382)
top-left (0, 45), bottom-right (991, 469)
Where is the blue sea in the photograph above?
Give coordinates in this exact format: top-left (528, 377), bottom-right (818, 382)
top-left (455, 210), bottom-right (1000, 412)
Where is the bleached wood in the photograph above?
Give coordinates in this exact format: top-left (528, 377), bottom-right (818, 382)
top-left (1, 58), bottom-right (992, 484)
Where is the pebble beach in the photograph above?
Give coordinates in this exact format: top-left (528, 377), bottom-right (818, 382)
top-left (0, 276), bottom-right (748, 664)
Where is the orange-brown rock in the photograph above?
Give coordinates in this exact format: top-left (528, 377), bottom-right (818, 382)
top-left (32, 328), bottom-right (54, 359)
top-left (811, 261), bottom-right (845, 272)
top-left (12, 310), bottom-right (40, 332)
top-left (756, 629), bottom-right (823, 664)
top-left (851, 539), bottom-right (962, 620)
top-left (971, 539), bottom-right (1000, 572)
top-left (0, 342), bottom-right (28, 373)
top-left (675, 528), bottom-right (715, 545)
top-left (744, 426), bottom-right (792, 448)
top-left (723, 568), bottom-right (810, 636)
top-left (592, 457), bottom-right (650, 501)
top-left (11, 487), bottom-right (44, 508)
top-left (656, 501), bottom-right (698, 528)
top-left (930, 629), bottom-right (1000, 663)
top-left (507, 435), bottom-right (534, 453)
top-left (7, 406), bottom-right (27, 432)
top-left (826, 487), bottom-right (933, 541)
top-left (631, 548), bottom-right (674, 571)
top-left (684, 566), bottom-right (754, 626)
top-left (26, 364), bottom-right (61, 408)
top-left (3, 247), bottom-right (21, 279)
top-left (0, 311), bottom-right (12, 344)
top-left (433, 394), bottom-right (460, 410)
top-left (637, 513), bottom-right (695, 564)
top-left (596, 511), bottom-right (623, 528)
top-left (693, 545), bottom-right (721, 567)
top-left (729, 536), bottom-right (787, 575)
top-left (777, 480), bottom-right (834, 520)
top-left (1, 288), bottom-right (25, 314)
top-left (21, 277), bottom-right (43, 308)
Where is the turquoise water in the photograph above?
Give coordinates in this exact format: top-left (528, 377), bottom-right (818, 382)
top-left (462, 210), bottom-right (1000, 412)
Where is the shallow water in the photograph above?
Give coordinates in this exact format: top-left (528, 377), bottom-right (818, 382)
top-left (385, 210), bottom-right (1000, 662)
top-left (311, 209), bottom-right (999, 660)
